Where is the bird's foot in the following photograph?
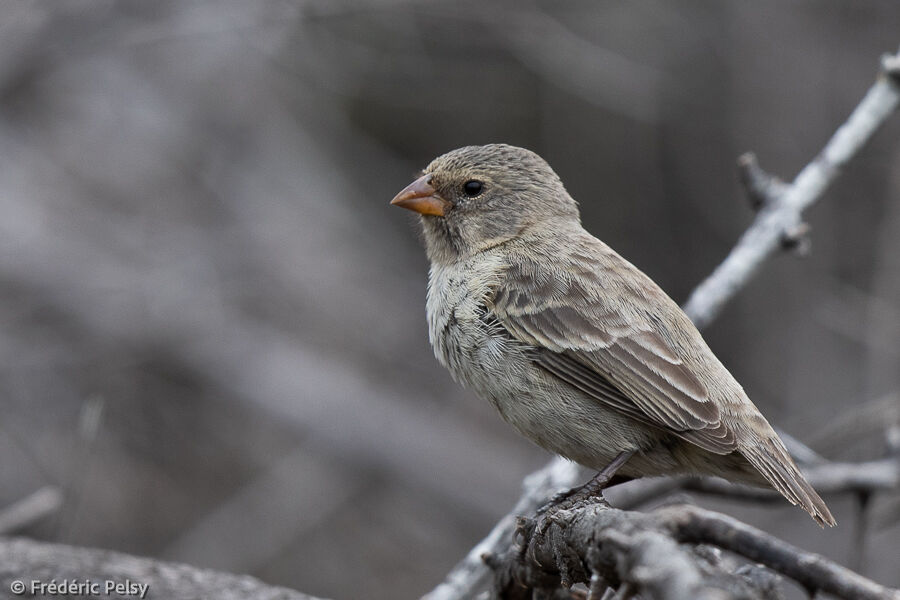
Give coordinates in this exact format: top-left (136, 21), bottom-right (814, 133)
top-left (532, 451), bottom-right (633, 526)
top-left (512, 454), bottom-right (635, 587)
top-left (534, 485), bottom-right (610, 538)
top-left (534, 485), bottom-right (582, 518)
top-left (517, 484), bottom-right (611, 566)
top-left (513, 492), bottom-right (605, 588)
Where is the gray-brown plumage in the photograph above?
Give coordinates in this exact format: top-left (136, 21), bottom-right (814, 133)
top-left (391, 143), bottom-right (835, 527)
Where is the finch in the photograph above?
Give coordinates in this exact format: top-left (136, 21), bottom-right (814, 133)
top-left (391, 143), bottom-right (834, 526)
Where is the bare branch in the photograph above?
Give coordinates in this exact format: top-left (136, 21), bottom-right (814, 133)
top-left (0, 487), bottom-right (63, 535)
top-left (493, 504), bottom-right (730, 600)
top-left (493, 7), bottom-right (662, 124)
top-left (684, 45), bottom-right (900, 329)
top-left (422, 458), bottom-right (581, 600)
top-left (682, 457), bottom-right (900, 503)
top-left (777, 428), bottom-right (827, 466)
top-left (662, 505), bottom-right (900, 600)
top-left (806, 392), bottom-right (900, 455)
top-left (0, 537), bottom-right (327, 600)
top-left (495, 503), bottom-right (900, 600)
top-left (428, 454), bottom-right (900, 600)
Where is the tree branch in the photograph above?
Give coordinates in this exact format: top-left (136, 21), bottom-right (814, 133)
top-left (684, 45), bottom-right (900, 329)
top-left (491, 503), bottom-right (900, 600)
top-left (422, 458), bottom-right (581, 600)
top-left (607, 455), bottom-right (900, 511)
top-left (662, 505), bottom-right (900, 600)
top-left (0, 537), bottom-right (328, 600)
top-left (425, 45), bottom-right (900, 600)
top-left (0, 488), bottom-right (63, 536)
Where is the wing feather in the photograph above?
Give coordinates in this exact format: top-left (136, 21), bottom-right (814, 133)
top-left (491, 241), bottom-right (737, 455)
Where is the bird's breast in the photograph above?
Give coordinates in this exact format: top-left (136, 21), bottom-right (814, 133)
top-left (425, 255), bottom-right (515, 387)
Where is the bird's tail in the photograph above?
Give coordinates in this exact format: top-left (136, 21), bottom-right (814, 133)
top-left (742, 436), bottom-right (835, 527)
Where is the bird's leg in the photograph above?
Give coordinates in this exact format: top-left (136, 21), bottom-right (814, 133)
top-left (521, 450), bottom-right (637, 567)
top-left (535, 450), bottom-right (636, 517)
top-left (577, 449), bottom-right (636, 501)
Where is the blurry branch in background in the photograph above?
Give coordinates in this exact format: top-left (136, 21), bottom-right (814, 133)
top-left (493, 7), bottom-right (662, 124)
top-left (610, 448), bottom-right (899, 513)
top-left (0, 487), bottom-right (63, 536)
top-left (417, 2), bottom-right (664, 123)
top-left (55, 395), bottom-right (106, 542)
top-left (807, 393), bottom-right (900, 457)
top-left (681, 457), bottom-right (899, 500)
top-left (425, 45), bottom-right (900, 600)
top-left (0, 537), bottom-right (327, 600)
top-left (684, 46), bottom-right (900, 329)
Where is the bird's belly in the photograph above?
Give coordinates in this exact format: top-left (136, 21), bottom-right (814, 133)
top-left (434, 311), bottom-right (652, 469)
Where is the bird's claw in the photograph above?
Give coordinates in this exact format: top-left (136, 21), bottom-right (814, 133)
top-left (519, 489), bottom-right (610, 568)
top-left (534, 486), bottom-right (579, 518)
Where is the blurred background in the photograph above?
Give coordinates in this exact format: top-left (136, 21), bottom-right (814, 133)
top-left (1, 1), bottom-right (899, 598)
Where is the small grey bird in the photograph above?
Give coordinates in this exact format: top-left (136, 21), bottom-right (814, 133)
top-left (391, 143), bottom-right (834, 527)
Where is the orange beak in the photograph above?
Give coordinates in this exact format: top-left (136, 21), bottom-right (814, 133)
top-left (390, 175), bottom-right (451, 217)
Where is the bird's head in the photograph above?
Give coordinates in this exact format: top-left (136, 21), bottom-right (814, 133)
top-left (391, 144), bottom-right (579, 264)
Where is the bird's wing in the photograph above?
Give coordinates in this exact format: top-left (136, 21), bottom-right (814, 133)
top-left (490, 239), bottom-right (737, 454)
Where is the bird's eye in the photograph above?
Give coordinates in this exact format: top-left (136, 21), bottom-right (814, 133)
top-left (463, 180), bottom-right (484, 197)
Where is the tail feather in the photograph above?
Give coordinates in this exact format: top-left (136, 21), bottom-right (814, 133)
top-left (742, 438), bottom-right (835, 527)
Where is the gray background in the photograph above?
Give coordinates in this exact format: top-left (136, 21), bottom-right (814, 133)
top-left (1, 1), bottom-right (898, 598)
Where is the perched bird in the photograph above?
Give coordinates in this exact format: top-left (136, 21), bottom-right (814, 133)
top-left (391, 144), bottom-right (834, 526)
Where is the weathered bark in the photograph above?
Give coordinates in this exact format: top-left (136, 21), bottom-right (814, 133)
top-left (0, 537), bottom-right (327, 600)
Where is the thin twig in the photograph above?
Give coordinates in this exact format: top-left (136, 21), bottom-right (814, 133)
top-left (737, 153), bottom-right (787, 211)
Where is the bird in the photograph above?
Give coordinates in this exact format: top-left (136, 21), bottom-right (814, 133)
top-left (390, 143), bottom-right (834, 527)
